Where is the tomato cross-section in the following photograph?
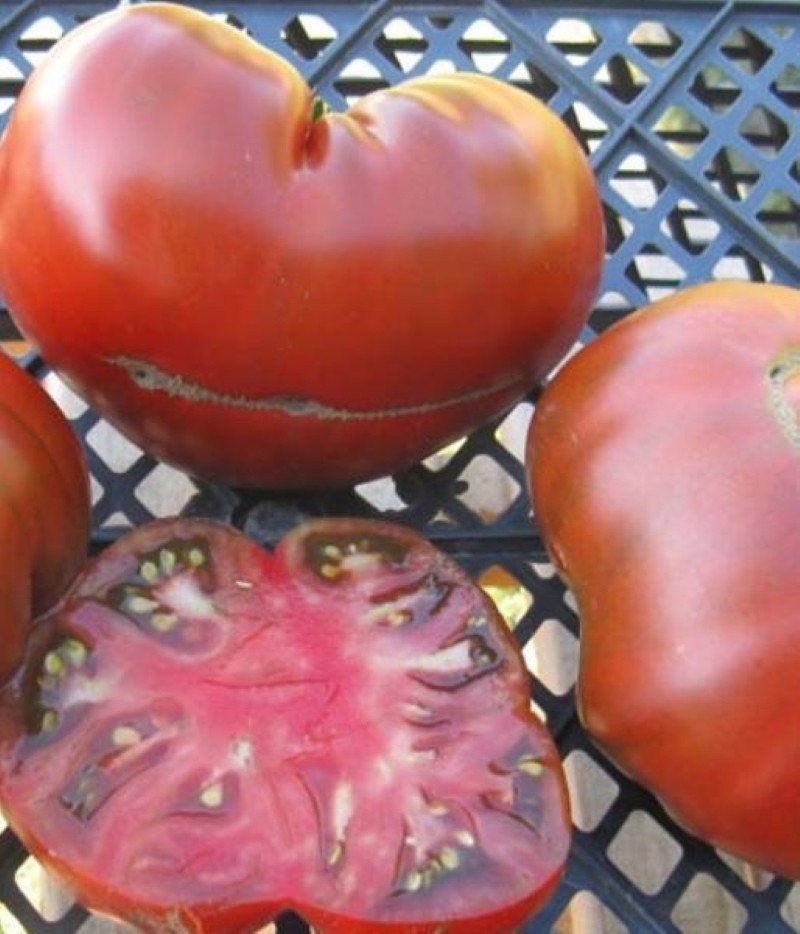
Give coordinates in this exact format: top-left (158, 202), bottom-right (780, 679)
top-left (0, 517), bottom-right (569, 933)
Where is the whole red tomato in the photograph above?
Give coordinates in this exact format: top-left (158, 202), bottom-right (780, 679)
top-left (527, 281), bottom-right (800, 879)
top-left (0, 516), bottom-right (570, 932)
top-left (0, 352), bottom-right (89, 681)
top-left (0, 2), bottom-right (604, 489)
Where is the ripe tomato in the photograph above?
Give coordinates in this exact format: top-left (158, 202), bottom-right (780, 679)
top-left (0, 3), bottom-right (604, 489)
top-left (0, 351), bottom-right (89, 681)
top-left (527, 281), bottom-right (800, 879)
top-left (0, 516), bottom-right (570, 932)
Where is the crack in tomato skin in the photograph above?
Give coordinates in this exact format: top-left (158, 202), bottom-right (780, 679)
top-left (111, 355), bottom-right (520, 422)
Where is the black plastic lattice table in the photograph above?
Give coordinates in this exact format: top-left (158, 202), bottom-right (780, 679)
top-left (1, 1), bottom-right (800, 932)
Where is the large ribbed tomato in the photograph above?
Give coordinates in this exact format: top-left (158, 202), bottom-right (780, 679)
top-left (528, 281), bottom-right (800, 879)
top-left (0, 351), bottom-right (89, 681)
top-left (0, 2), bottom-right (603, 488)
top-left (0, 516), bottom-right (570, 932)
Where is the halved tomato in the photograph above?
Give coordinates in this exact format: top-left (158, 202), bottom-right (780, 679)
top-left (0, 517), bottom-right (569, 932)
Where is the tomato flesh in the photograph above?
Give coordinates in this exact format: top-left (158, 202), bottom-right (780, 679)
top-left (0, 518), bottom-right (569, 932)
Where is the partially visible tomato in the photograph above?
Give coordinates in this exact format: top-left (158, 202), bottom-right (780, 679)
top-left (0, 516), bottom-right (570, 932)
top-left (527, 281), bottom-right (800, 879)
top-left (0, 2), bottom-right (604, 488)
top-left (0, 351), bottom-right (89, 681)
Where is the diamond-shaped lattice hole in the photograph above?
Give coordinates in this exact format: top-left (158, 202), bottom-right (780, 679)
top-left (16, 14), bottom-right (64, 67)
top-left (478, 565), bottom-right (533, 630)
top-left (610, 152), bottom-right (666, 211)
top-left (712, 248), bottom-right (773, 282)
top-left (628, 21), bottom-right (682, 64)
top-left (626, 245), bottom-right (686, 302)
top-left (772, 62), bottom-right (800, 108)
top-left (41, 371), bottom-right (88, 419)
top-left (355, 476), bottom-right (407, 513)
top-left (0, 55), bottom-right (24, 113)
top-left (595, 54), bottom-right (650, 103)
top-left (333, 57), bottom-right (389, 105)
top-left (546, 19), bottom-right (601, 67)
top-left (15, 857), bottom-right (72, 922)
top-left (716, 850), bottom-right (773, 892)
top-left (523, 617), bottom-right (577, 695)
top-left (427, 14), bottom-right (453, 31)
top-left (562, 101), bottom-right (609, 154)
top-left (671, 873), bottom-right (747, 933)
top-left (134, 463), bottom-right (199, 518)
top-left (663, 198), bottom-right (721, 255)
top-left (781, 884), bottom-right (800, 929)
top-left (212, 13), bottom-right (249, 35)
top-left (423, 436), bottom-right (467, 472)
top-left (608, 810), bottom-right (683, 895)
top-left (281, 13), bottom-right (337, 61)
top-left (455, 453), bottom-right (521, 522)
top-left (704, 145), bottom-right (760, 201)
top-left (85, 419), bottom-right (143, 473)
top-left (494, 402), bottom-right (532, 465)
top-left (757, 189), bottom-right (800, 241)
top-left (739, 104), bottom-right (789, 156)
top-left (426, 59), bottom-right (458, 76)
top-left (374, 17), bottom-right (427, 74)
top-left (457, 18), bottom-right (510, 75)
top-left (563, 749), bottom-right (619, 833)
top-left (652, 104), bottom-right (709, 158)
top-left (507, 60), bottom-right (558, 102)
top-left (554, 890), bottom-right (628, 933)
top-left (689, 64), bottom-right (742, 114)
top-left (602, 204), bottom-right (635, 255)
top-left (721, 26), bottom-right (773, 75)
top-left (0, 904), bottom-right (25, 934)
top-left (590, 291), bottom-right (633, 334)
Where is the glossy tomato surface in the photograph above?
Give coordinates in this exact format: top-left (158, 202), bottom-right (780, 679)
top-left (0, 351), bottom-right (89, 681)
top-left (528, 281), bottom-right (800, 879)
top-left (0, 516), bottom-right (570, 932)
top-left (0, 2), bottom-right (604, 489)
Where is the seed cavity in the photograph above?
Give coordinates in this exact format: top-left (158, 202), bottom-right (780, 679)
top-left (306, 531), bottom-right (410, 583)
top-left (41, 710), bottom-right (60, 732)
top-left (408, 633), bottom-right (503, 690)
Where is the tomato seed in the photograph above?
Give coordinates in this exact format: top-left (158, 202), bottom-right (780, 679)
top-left (112, 726), bottom-right (141, 747)
top-left (151, 612), bottom-right (178, 632)
top-left (126, 595), bottom-right (160, 615)
top-left (139, 561), bottom-right (160, 584)
top-left (159, 549), bottom-right (177, 575)
top-left (41, 710), bottom-right (59, 732)
top-left (44, 652), bottom-right (64, 676)
top-left (439, 847), bottom-right (460, 870)
top-left (518, 756), bottom-right (544, 777)
top-left (200, 782), bottom-right (224, 808)
top-left (187, 548), bottom-right (206, 568)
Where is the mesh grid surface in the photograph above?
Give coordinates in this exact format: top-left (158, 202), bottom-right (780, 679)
top-left (0, 1), bottom-right (799, 931)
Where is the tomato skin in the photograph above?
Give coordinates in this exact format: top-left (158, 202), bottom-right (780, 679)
top-left (0, 3), bottom-right (604, 488)
top-left (528, 281), bottom-right (800, 879)
top-left (0, 516), bottom-right (569, 932)
top-left (0, 352), bottom-right (89, 681)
